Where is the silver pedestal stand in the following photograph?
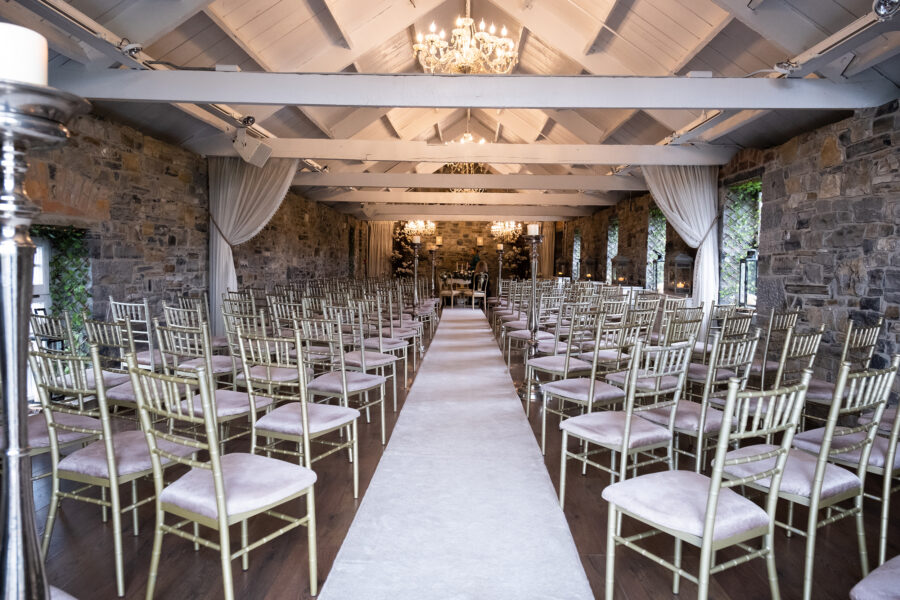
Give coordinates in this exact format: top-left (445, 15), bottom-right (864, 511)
top-left (0, 79), bottom-right (88, 599)
top-left (517, 234), bottom-right (543, 404)
top-left (411, 241), bottom-right (421, 307)
top-left (429, 248), bottom-right (437, 299)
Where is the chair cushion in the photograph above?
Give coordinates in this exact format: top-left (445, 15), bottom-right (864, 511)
top-left (255, 402), bottom-right (360, 436)
top-left (804, 377), bottom-right (851, 403)
top-left (159, 452), bottom-right (316, 520)
top-left (536, 340), bottom-right (571, 355)
top-left (58, 430), bottom-right (195, 479)
top-left (64, 369), bottom-right (131, 390)
top-left (236, 366), bottom-right (298, 385)
top-left (582, 349), bottom-right (630, 363)
top-left (364, 337), bottom-right (408, 351)
top-left (693, 341), bottom-right (713, 355)
top-left (179, 354), bottom-right (234, 375)
top-left (180, 389), bottom-right (273, 418)
top-left (641, 400), bottom-right (724, 434)
top-left (793, 427), bottom-right (900, 471)
top-left (28, 412), bottom-right (101, 448)
top-left (308, 371), bottom-right (386, 395)
top-left (605, 371), bottom-right (680, 391)
top-left (502, 320), bottom-right (529, 331)
top-left (749, 358), bottom-right (781, 374)
top-left (850, 554), bottom-right (900, 600)
top-left (723, 444), bottom-right (862, 500)
top-left (210, 335), bottom-right (229, 350)
top-left (686, 362), bottom-right (736, 383)
top-left (601, 470), bottom-right (770, 542)
top-left (560, 411), bottom-right (671, 449)
top-left (136, 349), bottom-right (163, 367)
top-left (343, 350), bottom-right (398, 368)
top-left (542, 378), bottom-right (625, 405)
top-left (507, 329), bottom-right (553, 341)
top-left (526, 355), bottom-right (592, 375)
top-left (106, 381), bottom-right (138, 403)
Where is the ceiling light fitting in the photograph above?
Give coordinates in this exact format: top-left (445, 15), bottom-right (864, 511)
top-left (873, 0), bottom-right (900, 20)
top-left (404, 220), bottom-right (436, 237)
top-left (413, 0), bottom-right (518, 74)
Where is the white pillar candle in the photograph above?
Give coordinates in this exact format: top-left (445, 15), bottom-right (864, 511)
top-left (497, 243), bottom-right (503, 250)
top-left (435, 236), bottom-right (443, 245)
top-left (476, 236), bottom-right (483, 246)
top-left (412, 235), bottom-right (421, 244)
top-left (527, 223), bottom-right (540, 236)
top-left (0, 24), bottom-right (48, 86)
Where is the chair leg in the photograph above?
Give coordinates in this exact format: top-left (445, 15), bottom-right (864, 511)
top-left (672, 538), bottom-right (682, 594)
top-left (697, 541), bottom-right (713, 600)
top-left (765, 532), bottom-right (781, 600)
top-left (352, 420), bottom-right (360, 499)
top-left (541, 393), bottom-right (548, 455)
top-left (802, 506), bottom-right (819, 600)
top-left (855, 495), bottom-right (870, 577)
top-left (145, 510), bottom-right (165, 600)
top-left (605, 504), bottom-right (617, 600)
top-left (525, 366), bottom-right (532, 418)
top-left (880, 475), bottom-right (892, 566)
top-left (379, 384), bottom-right (386, 445)
top-left (132, 479), bottom-right (140, 536)
top-left (559, 430), bottom-right (568, 508)
top-left (307, 490), bottom-right (319, 597)
top-left (392, 362), bottom-right (398, 412)
top-left (110, 484), bottom-right (125, 597)
top-left (241, 520), bottom-right (249, 571)
top-left (41, 478), bottom-right (60, 558)
top-left (218, 523), bottom-right (235, 600)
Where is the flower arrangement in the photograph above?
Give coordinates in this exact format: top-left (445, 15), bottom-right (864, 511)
top-left (390, 223), bottom-right (416, 277)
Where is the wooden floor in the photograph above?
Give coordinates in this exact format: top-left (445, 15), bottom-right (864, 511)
top-left (37, 311), bottom-right (898, 599)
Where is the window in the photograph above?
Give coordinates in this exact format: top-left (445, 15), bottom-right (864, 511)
top-left (720, 180), bottom-right (762, 305)
top-left (646, 206), bottom-right (666, 292)
top-left (606, 218), bottom-right (619, 284)
top-left (31, 237), bottom-right (51, 313)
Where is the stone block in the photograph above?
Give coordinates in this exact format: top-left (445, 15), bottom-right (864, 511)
top-left (845, 134), bottom-right (892, 160)
top-left (818, 135), bottom-right (842, 169)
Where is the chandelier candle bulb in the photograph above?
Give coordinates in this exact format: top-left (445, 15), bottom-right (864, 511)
top-left (0, 23), bottom-right (48, 85)
top-left (527, 223), bottom-right (540, 236)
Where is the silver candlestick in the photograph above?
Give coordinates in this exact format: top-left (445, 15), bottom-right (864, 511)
top-left (518, 233), bottom-right (543, 405)
top-left (495, 248), bottom-right (504, 305)
top-left (429, 248), bottom-right (437, 298)
top-left (0, 78), bottom-right (88, 599)
top-left (411, 241), bottom-right (421, 307)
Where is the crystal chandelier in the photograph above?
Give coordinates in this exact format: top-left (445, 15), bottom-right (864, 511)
top-left (490, 221), bottom-right (521, 242)
top-left (413, 0), bottom-right (518, 74)
top-left (404, 220), bottom-right (436, 237)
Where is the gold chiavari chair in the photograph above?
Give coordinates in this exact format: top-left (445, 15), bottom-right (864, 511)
top-left (128, 358), bottom-right (318, 600)
top-left (83, 315), bottom-right (142, 413)
top-left (752, 309), bottom-right (802, 390)
top-left (791, 354), bottom-right (900, 568)
top-left (694, 301), bottom-right (737, 363)
top-left (603, 371), bottom-right (812, 600)
top-left (805, 317), bottom-right (883, 405)
top-left (31, 345), bottom-right (195, 597)
top-left (109, 297), bottom-right (159, 371)
top-left (238, 324), bottom-right (360, 497)
top-left (640, 330), bottom-right (760, 472)
top-left (30, 310), bottom-right (77, 353)
top-left (559, 338), bottom-right (693, 508)
top-left (725, 360), bottom-right (897, 600)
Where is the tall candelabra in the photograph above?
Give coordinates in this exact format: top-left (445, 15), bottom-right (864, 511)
top-left (429, 247), bottom-right (437, 298)
top-left (495, 247), bottom-right (504, 301)
top-left (519, 233), bottom-right (543, 403)
top-left (411, 240), bottom-right (421, 307)
top-left (0, 78), bottom-right (88, 599)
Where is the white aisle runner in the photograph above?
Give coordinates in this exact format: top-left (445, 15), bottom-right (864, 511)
top-left (318, 309), bottom-right (593, 600)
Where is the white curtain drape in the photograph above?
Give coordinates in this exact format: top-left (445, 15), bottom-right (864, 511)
top-left (367, 221), bottom-right (394, 278)
top-left (643, 165), bottom-right (719, 310)
top-left (540, 222), bottom-right (555, 279)
top-left (208, 156), bottom-right (299, 335)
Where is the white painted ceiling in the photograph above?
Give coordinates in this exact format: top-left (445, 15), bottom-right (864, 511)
top-left (3, 0), bottom-right (899, 220)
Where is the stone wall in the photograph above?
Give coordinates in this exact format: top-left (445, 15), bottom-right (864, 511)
top-left (720, 100), bottom-right (900, 382)
top-left (26, 112), bottom-right (208, 318)
top-left (233, 191), bottom-right (362, 286)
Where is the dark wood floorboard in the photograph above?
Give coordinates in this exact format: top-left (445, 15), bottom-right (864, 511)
top-left (35, 311), bottom-right (899, 599)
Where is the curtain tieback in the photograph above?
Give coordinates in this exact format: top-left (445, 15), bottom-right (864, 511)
top-left (696, 216), bottom-right (718, 249)
top-left (209, 213), bottom-right (235, 249)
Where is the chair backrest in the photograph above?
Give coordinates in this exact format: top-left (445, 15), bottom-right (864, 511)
top-left (614, 339), bottom-right (693, 476)
top-left (154, 318), bottom-right (215, 388)
top-left (29, 345), bottom-right (114, 477)
top-left (30, 311), bottom-right (77, 353)
top-left (758, 309), bottom-right (802, 373)
top-left (109, 297), bottom-right (156, 369)
top-left (771, 325), bottom-right (824, 388)
top-left (701, 329), bottom-right (761, 400)
top-left (163, 303), bottom-right (204, 329)
top-left (840, 317), bottom-right (883, 372)
top-left (711, 370), bottom-right (812, 539)
top-left (662, 311), bottom-right (703, 345)
top-left (127, 357), bottom-right (233, 531)
top-left (473, 272), bottom-right (489, 293)
top-left (297, 315), bottom-right (348, 377)
top-left (810, 357), bottom-right (900, 497)
top-left (83, 315), bottom-right (136, 374)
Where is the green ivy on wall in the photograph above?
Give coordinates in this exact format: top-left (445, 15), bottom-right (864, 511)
top-left (720, 180), bottom-right (761, 304)
top-left (30, 225), bottom-right (91, 349)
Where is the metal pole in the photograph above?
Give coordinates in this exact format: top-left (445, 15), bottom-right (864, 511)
top-left (0, 79), bottom-right (88, 600)
top-left (411, 241), bottom-right (421, 307)
top-left (429, 249), bottom-right (436, 298)
top-left (518, 233), bottom-right (543, 402)
top-left (496, 248), bottom-right (503, 304)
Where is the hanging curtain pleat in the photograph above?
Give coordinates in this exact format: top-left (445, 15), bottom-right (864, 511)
top-left (208, 156), bottom-right (299, 335)
top-left (367, 221), bottom-right (394, 278)
top-left (541, 222), bottom-right (556, 279)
